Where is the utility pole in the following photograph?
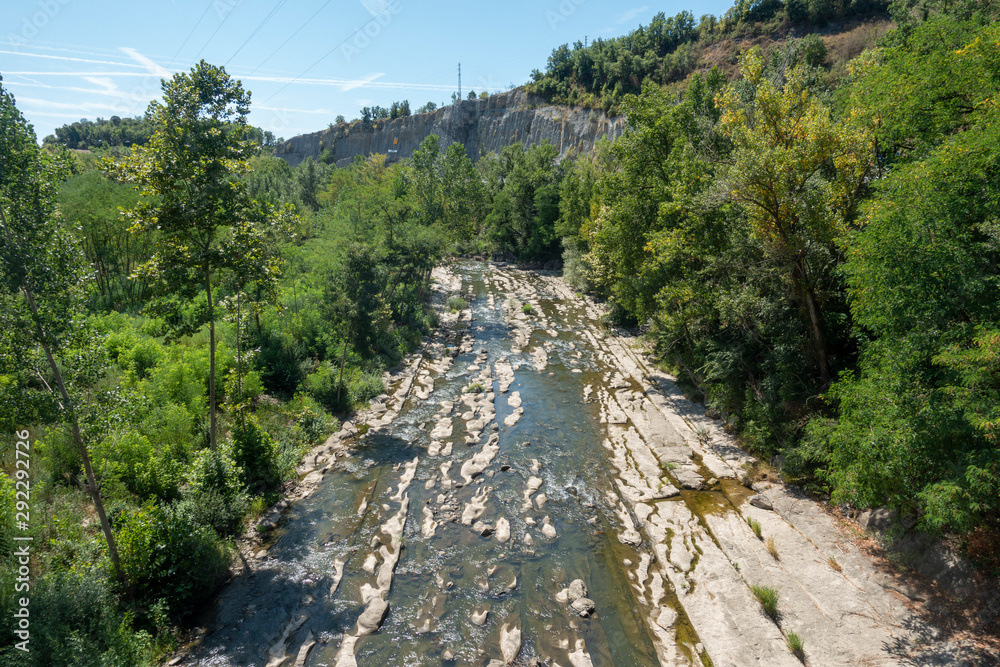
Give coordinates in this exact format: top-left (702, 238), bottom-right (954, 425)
top-left (457, 62), bottom-right (461, 101)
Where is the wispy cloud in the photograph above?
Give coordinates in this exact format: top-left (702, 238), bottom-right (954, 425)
top-left (3, 69), bottom-right (456, 92)
top-left (616, 5), bottom-right (650, 24)
top-left (0, 48), bottom-right (146, 68)
top-left (336, 72), bottom-right (382, 92)
top-left (120, 47), bottom-right (172, 78)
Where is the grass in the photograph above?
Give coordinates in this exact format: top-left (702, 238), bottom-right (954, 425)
top-left (465, 382), bottom-right (484, 394)
top-left (446, 296), bottom-right (466, 312)
top-left (521, 303), bottom-right (533, 315)
top-left (828, 555), bottom-right (842, 572)
top-left (751, 584), bottom-right (779, 620)
top-left (786, 631), bottom-right (805, 661)
top-left (747, 516), bottom-right (762, 539)
top-left (766, 536), bottom-right (779, 560)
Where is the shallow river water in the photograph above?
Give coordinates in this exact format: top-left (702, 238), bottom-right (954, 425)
top-left (183, 261), bottom-right (713, 667)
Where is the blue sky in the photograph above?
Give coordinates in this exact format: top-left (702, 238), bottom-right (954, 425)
top-left (1, 0), bottom-right (733, 143)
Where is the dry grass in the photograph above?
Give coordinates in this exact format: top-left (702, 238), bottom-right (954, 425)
top-left (766, 536), bottom-right (780, 560)
top-left (828, 555), bottom-right (842, 572)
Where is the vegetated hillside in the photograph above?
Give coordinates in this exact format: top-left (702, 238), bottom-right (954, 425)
top-left (526, 0), bottom-right (891, 110)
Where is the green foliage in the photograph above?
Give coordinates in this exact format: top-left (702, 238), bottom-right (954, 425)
top-left (480, 141), bottom-right (564, 260)
top-left (447, 296), bottom-right (467, 312)
top-left (750, 584), bottom-right (780, 619)
top-left (522, 303), bottom-right (534, 315)
top-left (57, 170), bottom-right (152, 312)
top-left (786, 631), bottom-right (805, 660)
top-left (42, 115), bottom-right (155, 151)
top-left (116, 502), bottom-right (230, 616)
top-left (0, 566), bottom-right (154, 667)
top-left (229, 415), bottom-right (280, 492)
top-left (748, 516), bottom-right (763, 538)
top-left (827, 20), bottom-right (1000, 532)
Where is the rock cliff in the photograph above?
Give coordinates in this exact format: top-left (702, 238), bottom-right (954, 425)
top-left (272, 88), bottom-right (625, 167)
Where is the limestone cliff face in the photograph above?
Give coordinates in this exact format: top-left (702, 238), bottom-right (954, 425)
top-left (272, 89), bottom-right (625, 167)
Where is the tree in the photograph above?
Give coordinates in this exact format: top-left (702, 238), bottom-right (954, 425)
top-left (335, 114), bottom-right (346, 124)
top-left (716, 47), bottom-right (872, 384)
top-left (324, 244), bottom-right (389, 403)
top-left (108, 61), bottom-right (292, 450)
top-left (0, 77), bottom-right (123, 577)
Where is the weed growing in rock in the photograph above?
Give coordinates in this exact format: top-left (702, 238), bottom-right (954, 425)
top-left (522, 303), bottom-right (533, 315)
top-left (766, 536), bottom-right (779, 560)
top-left (447, 296), bottom-right (466, 312)
top-left (466, 382), bottom-right (484, 394)
top-left (751, 584), bottom-right (779, 620)
top-left (786, 631), bottom-right (805, 661)
top-left (748, 516), bottom-right (763, 539)
top-left (828, 555), bottom-right (842, 572)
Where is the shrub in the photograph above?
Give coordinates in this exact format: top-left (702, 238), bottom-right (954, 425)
top-left (466, 382), bottom-right (484, 394)
top-left (0, 566), bottom-right (154, 667)
top-left (116, 502), bottom-right (230, 616)
top-left (230, 416), bottom-right (280, 493)
top-left (522, 303), bottom-right (534, 315)
top-left (751, 584), bottom-right (780, 620)
top-left (92, 430), bottom-right (182, 502)
top-left (184, 445), bottom-right (248, 535)
top-left (447, 296), bottom-right (466, 312)
top-left (786, 631), bottom-right (805, 660)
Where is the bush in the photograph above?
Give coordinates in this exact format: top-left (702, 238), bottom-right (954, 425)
top-left (522, 303), bottom-right (533, 315)
top-left (0, 566), bottom-right (154, 667)
top-left (91, 431), bottom-right (182, 502)
top-left (230, 416), bottom-right (280, 493)
top-left (184, 445), bottom-right (248, 535)
top-left (447, 296), bottom-right (466, 312)
top-left (116, 502), bottom-right (230, 616)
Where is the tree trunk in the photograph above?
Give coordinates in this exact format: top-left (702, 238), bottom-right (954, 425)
top-left (792, 257), bottom-right (830, 386)
top-left (21, 288), bottom-right (123, 580)
top-left (206, 268), bottom-right (217, 449)
top-left (337, 338), bottom-right (348, 405)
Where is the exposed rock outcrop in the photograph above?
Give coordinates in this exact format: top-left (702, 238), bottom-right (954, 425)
top-left (273, 88), bottom-right (624, 168)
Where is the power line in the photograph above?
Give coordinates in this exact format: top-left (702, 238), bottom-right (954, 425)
top-left (225, 0), bottom-right (288, 67)
top-left (262, 0), bottom-right (401, 105)
top-left (250, 0), bottom-right (336, 76)
top-left (169, 0), bottom-right (216, 68)
top-left (193, 2), bottom-right (239, 63)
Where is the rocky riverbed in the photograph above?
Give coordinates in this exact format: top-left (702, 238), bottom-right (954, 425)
top-left (173, 261), bottom-right (990, 667)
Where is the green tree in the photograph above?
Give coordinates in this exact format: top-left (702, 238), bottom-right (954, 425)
top-left (716, 47), bottom-right (872, 384)
top-left (0, 77), bottom-right (123, 576)
top-left (108, 61), bottom-right (292, 450)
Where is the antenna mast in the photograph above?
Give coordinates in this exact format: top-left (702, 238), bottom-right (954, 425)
top-left (458, 62), bottom-right (461, 101)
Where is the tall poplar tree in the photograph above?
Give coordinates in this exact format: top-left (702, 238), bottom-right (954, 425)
top-left (108, 61), bottom-right (291, 449)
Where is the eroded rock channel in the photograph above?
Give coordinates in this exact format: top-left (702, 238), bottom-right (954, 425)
top-left (179, 262), bottom-right (939, 667)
